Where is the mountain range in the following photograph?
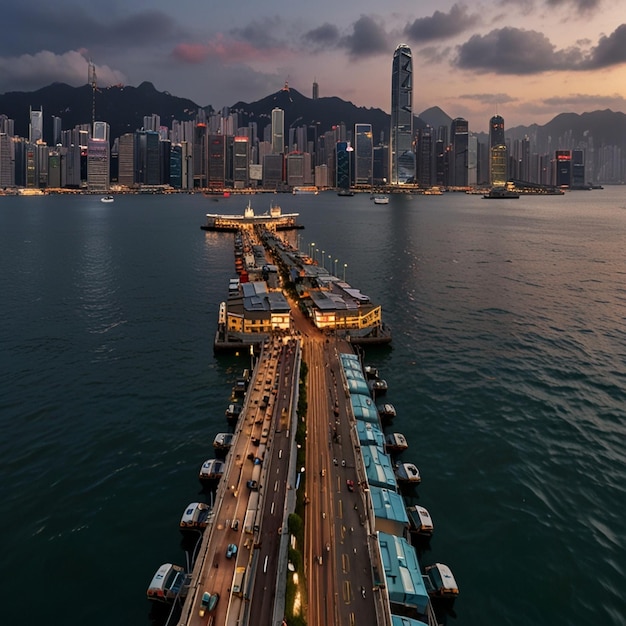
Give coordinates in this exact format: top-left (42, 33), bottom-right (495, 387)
top-left (1, 81), bottom-right (625, 157)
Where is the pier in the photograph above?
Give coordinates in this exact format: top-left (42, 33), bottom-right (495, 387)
top-left (151, 209), bottom-right (455, 626)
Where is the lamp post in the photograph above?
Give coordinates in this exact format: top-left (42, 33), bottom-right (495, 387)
top-left (311, 243), bottom-right (316, 263)
top-left (321, 250), bottom-right (325, 270)
top-left (334, 258), bottom-right (338, 276)
top-left (328, 254), bottom-right (331, 273)
top-left (343, 263), bottom-right (347, 281)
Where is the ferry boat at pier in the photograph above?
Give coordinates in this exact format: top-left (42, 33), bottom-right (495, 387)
top-left (179, 502), bottom-right (211, 533)
top-left (378, 403), bottom-right (396, 419)
top-left (146, 563), bottom-right (188, 603)
top-left (406, 504), bottom-right (434, 536)
top-left (373, 195), bottom-right (389, 204)
top-left (384, 432), bottom-right (408, 453)
top-left (201, 201), bottom-right (302, 232)
top-left (212, 433), bottom-right (234, 451)
top-left (199, 458), bottom-right (225, 483)
top-left (394, 462), bottom-right (421, 484)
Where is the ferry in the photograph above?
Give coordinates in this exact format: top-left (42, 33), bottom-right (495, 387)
top-left (378, 403), bottom-right (396, 418)
top-left (292, 186), bottom-right (319, 195)
top-left (483, 187), bottom-right (519, 199)
top-left (406, 504), bottom-right (434, 536)
top-left (100, 195), bottom-right (114, 203)
top-left (213, 432), bottom-right (234, 451)
top-left (179, 502), bottom-right (211, 533)
top-left (394, 462), bottom-right (421, 484)
top-left (368, 379), bottom-right (388, 395)
top-left (384, 432), bottom-right (408, 453)
top-left (225, 403), bottom-right (242, 422)
top-left (424, 563), bottom-right (459, 598)
top-left (373, 195), bottom-right (389, 204)
top-left (146, 563), bottom-right (188, 603)
top-left (199, 458), bottom-right (225, 482)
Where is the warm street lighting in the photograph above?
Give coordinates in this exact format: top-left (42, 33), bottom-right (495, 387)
top-left (334, 258), bottom-right (338, 276)
top-left (321, 250), bottom-right (325, 269)
top-left (343, 263), bottom-right (347, 281)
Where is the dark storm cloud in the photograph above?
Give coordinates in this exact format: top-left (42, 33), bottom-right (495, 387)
top-left (404, 4), bottom-right (480, 43)
top-left (340, 15), bottom-right (389, 57)
top-left (304, 23), bottom-right (341, 50)
top-left (0, 5), bottom-right (185, 55)
top-left (498, 0), bottom-right (601, 13)
top-left (455, 27), bottom-right (583, 73)
top-left (544, 0), bottom-right (601, 12)
top-left (583, 23), bottom-right (626, 68)
top-left (230, 17), bottom-right (288, 50)
top-left (455, 24), bottom-right (626, 74)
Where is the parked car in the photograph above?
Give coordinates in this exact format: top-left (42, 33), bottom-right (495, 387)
top-left (226, 543), bottom-right (238, 559)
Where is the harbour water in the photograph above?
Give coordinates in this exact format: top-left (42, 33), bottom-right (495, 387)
top-left (1, 189), bottom-right (625, 625)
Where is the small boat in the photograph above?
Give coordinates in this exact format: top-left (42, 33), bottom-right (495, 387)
top-left (199, 591), bottom-right (219, 616)
top-left (225, 403), bottom-right (242, 422)
top-left (394, 462), bottom-right (421, 484)
top-left (146, 563), bottom-right (187, 603)
top-left (424, 563), bottom-right (459, 598)
top-left (373, 195), bottom-right (389, 204)
top-left (363, 365), bottom-right (379, 380)
top-left (213, 433), bottom-right (234, 451)
top-left (100, 195), bottom-right (114, 203)
top-left (368, 379), bottom-right (388, 395)
top-left (337, 189), bottom-right (354, 197)
top-left (378, 403), bottom-right (396, 418)
top-left (199, 458), bottom-right (225, 482)
top-left (179, 502), bottom-right (211, 532)
top-left (385, 432), bottom-right (408, 453)
top-left (483, 187), bottom-right (519, 199)
top-left (292, 186), bottom-right (319, 195)
top-left (406, 504), bottom-right (434, 536)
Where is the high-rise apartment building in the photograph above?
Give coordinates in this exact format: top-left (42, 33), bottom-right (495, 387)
top-left (390, 44), bottom-right (414, 184)
top-left (312, 80), bottom-right (319, 100)
top-left (271, 108), bottom-right (284, 154)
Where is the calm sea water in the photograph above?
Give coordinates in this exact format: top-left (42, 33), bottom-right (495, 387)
top-left (1, 189), bottom-right (625, 625)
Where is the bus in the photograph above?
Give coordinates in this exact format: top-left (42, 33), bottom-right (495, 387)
top-left (232, 566), bottom-right (246, 596)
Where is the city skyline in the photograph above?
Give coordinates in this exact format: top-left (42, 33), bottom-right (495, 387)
top-left (0, 1), bottom-right (625, 132)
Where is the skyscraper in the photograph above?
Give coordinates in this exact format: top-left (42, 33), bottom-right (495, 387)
top-left (312, 80), bottom-right (319, 100)
top-left (390, 44), bottom-right (414, 184)
top-left (271, 108), bottom-right (284, 154)
top-left (489, 114), bottom-right (507, 186)
top-left (354, 123), bottom-right (373, 187)
top-left (450, 117), bottom-right (469, 187)
top-left (29, 107), bottom-right (43, 144)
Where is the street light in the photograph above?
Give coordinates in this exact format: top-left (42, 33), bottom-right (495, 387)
top-left (334, 258), bottom-right (338, 276)
top-left (343, 263), bottom-right (347, 281)
top-left (321, 250), bottom-right (325, 269)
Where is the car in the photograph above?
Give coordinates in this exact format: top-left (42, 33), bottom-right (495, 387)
top-left (247, 479), bottom-right (258, 490)
top-left (226, 543), bottom-right (238, 559)
top-left (231, 518), bottom-right (239, 531)
top-left (346, 479), bottom-right (355, 492)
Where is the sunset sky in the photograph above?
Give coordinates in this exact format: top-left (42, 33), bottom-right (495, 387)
top-left (1, 0), bottom-right (625, 131)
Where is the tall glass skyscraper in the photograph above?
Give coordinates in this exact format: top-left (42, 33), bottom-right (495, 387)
top-left (390, 44), bottom-right (414, 184)
top-left (271, 108), bottom-right (284, 154)
top-left (489, 114), bottom-right (507, 186)
top-left (354, 123), bottom-right (373, 186)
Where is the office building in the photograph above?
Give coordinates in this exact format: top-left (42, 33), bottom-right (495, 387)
top-left (354, 123), bottom-right (373, 187)
top-left (29, 107), bottom-right (43, 144)
top-left (489, 114), bottom-right (507, 186)
top-left (390, 44), bottom-right (415, 184)
top-left (450, 117), bottom-right (469, 187)
top-left (271, 108), bottom-right (284, 154)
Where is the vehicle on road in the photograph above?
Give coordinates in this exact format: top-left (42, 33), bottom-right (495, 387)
top-left (226, 543), bottom-right (238, 559)
top-left (346, 479), bottom-right (355, 492)
top-left (199, 591), bottom-right (219, 616)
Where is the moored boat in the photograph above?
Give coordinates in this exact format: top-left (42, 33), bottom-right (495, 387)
top-left (146, 563), bottom-right (188, 603)
top-left (225, 403), bottom-right (242, 422)
top-left (424, 563), bottom-right (459, 598)
top-left (369, 379), bottom-right (388, 395)
top-left (179, 502), bottom-right (211, 532)
top-left (213, 432), bottom-right (234, 451)
top-left (373, 195), bottom-right (389, 204)
top-left (406, 504), bottom-right (434, 536)
top-left (385, 432), bottom-right (408, 453)
top-left (394, 462), bottom-right (421, 484)
top-left (100, 195), bottom-right (114, 203)
top-left (483, 187), bottom-right (519, 199)
top-left (199, 458), bottom-right (225, 483)
top-left (378, 403), bottom-right (396, 418)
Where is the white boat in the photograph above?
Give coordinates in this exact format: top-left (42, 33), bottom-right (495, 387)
top-left (373, 195), bottom-right (389, 204)
top-left (406, 504), bottom-right (434, 536)
top-left (199, 458), bottom-right (225, 482)
top-left (378, 403), bottom-right (396, 418)
top-left (213, 432), bottom-right (234, 451)
top-left (385, 432), bottom-right (408, 453)
top-left (425, 563), bottom-right (459, 598)
top-left (100, 195), bottom-right (114, 203)
top-left (179, 502), bottom-right (211, 532)
top-left (146, 563), bottom-right (187, 603)
top-left (394, 462), bottom-right (421, 484)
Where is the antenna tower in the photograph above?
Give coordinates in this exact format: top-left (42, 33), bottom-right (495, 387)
top-left (88, 59), bottom-right (97, 129)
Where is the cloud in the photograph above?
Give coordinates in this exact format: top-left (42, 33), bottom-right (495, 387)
top-left (459, 92), bottom-right (518, 105)
top-left (340, 15), bottom-right (390, 57)
top-left (0, 50), bottom-right (126, 93)
top-left (454, 24), bottom-right (626, 74)
top-left (455, 27), bottom-right (584, 73)
top-left (172, 34), bottom-right (288, 65)
top-left (404, 4), bottom-right (480, 42)
top-left (543, 0), bottom-right (601, 12)
top-left (304, 23), bottom-right (341, 51)
top-left (497, 0), bottom-right (602, 14)
top-left (543, 92), bottom-right (626, 109)
top-left (583, 23), bottom-right (626, 68)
